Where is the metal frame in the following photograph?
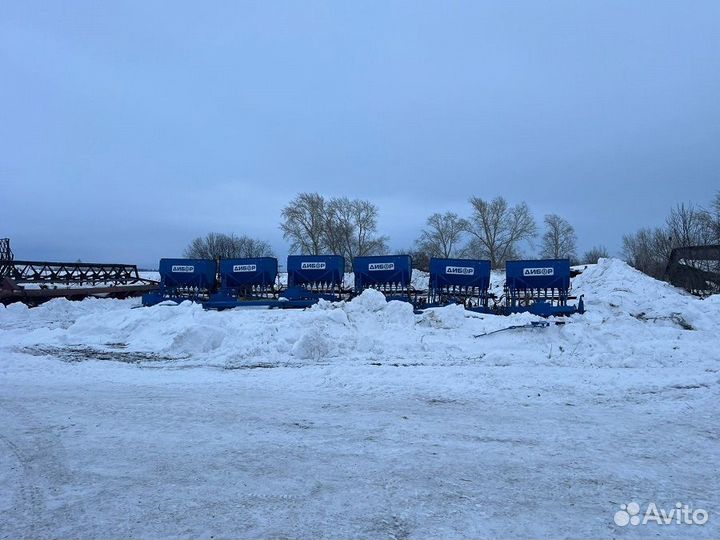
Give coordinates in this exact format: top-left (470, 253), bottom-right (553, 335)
top-left (502, 259), bottom-right (584, 316)
top-left (203, 258), bottom-right (283, 309)
top-left (352, 255), bottom-right (422, 305)
top-left (218, 257), bottom-right (278, 298)
top-left (142, 256), bottom-right (333, 310)
top-left (1, 259), bottom-right (157, 306)
top-left (427, 258), bottom-right (492, 311)
top-left (142, 259), bottom-right (217, 306)
top-left (0, 238), bottom-right (13, 261)
top-left (1, 260), bottom-right (143, 285)
top-left (666, 244), bottom-right (720, 295)
top-left (284, 255), bottom-right (348, 302)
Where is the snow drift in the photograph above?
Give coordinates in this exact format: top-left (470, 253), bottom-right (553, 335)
top-left (2, 258), bottom-right (718, 371)
top-left (2, 258), bottom-right (719, 539)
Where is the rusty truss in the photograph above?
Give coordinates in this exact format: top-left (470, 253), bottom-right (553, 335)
top-left (1, 258), bottom-right (158, 306)
top-left (0, 238), bottom-right (12, 261)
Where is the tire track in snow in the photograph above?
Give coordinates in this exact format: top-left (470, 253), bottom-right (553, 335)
top-left (0, 432), bottom-right (45, 536)
top-left (0, 400), bottom-right (77, 538)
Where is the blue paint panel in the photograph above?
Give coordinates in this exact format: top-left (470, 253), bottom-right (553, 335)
top-left (353, 255), bottom-right (412, 291)
top-left (158, 258), bottom-right (217, 289)
top-left (287, 255), bottom-right (344, 287)
top-left (220, 257), bottom-right (277, 288)
top-left (429, 258), bottom-right (491, 290)
top-left (505, 259), bottom-right (571, 291)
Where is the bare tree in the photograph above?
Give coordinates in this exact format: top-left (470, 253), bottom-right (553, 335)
top-left (464, 196), bottom-right (537, 268)
top-left (666, 203), bottom-right (714, 247)
top-left (540, 214), bottom-right (577, 260)
top-left (280, 193), bottom-right (388, 264)
top-left (710, 192), bottom-right (720, 243)
top-left (416, 212), bottom-right (468, 259)
top-left (622, 195), bottom-right (720, 281)
top-left (184, 233), bottom-right (274, 259)
top-left (233, 236), bottom-right (275, 258)
top-left (325, 197), bottom-right (388, 261)
top-left (407, 247), bottom-right (431, 272)
top-left (621, 227), bottom-right (670, 279)
top-left (185, 232), bottom-right (235, 259)
top-left (667, 202), bottom-right (720, 276)
top-left (280, 193), bottom-right (327, 254)
top-left (323, 196), bottom-right (354, 258)
top-left (582, 245), bottom-right (609, 264)
top-left (349, 199), bottom-right (389, 257)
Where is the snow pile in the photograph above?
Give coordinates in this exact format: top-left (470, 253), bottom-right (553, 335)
top-left (2, 258), bottom-right (718, 372)
top-left (573, 258), bottom-right (715, 331)
top-left (418, 302), bottom-right (468, 329)
top-left (0, 296), bottom-right (133, 332)
top-left (1, 289), bottom-right (429, 368)
top-left (2, 258), bottom-right (719, 539)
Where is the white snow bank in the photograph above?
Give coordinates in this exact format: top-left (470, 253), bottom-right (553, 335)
top-left (2, 258), bottom-right (718, 372)
top-left (573, 258), bottom-right (715, 331)
top-left (2, 258), bottom-right (719, 539)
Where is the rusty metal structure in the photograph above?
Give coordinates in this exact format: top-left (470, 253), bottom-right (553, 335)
top-left (0, 238), bottom-right (12, 261)
top-left (666, 244), bottom-right (720, 295)
top-left (0, 239), bottom-right (158, 306)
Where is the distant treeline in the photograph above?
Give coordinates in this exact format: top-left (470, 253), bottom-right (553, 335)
top-left (622, 193), bottom-right (720, 279)
top-left (183, 191), bottom-right (720, 277)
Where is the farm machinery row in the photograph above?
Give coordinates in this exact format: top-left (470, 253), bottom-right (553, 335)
top-left (142, 255), bottom-right (584, 317)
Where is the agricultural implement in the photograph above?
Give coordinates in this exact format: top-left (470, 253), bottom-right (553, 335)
top-left (284, 255), bottom-right (347, 303)
top-left (0, 257), bottom-right (157, 307)
top-left (666, 244), bottom-right (720, 295)
top-left (352, 255), bottom-right (423, 305)
top-left (205, 257), bottom-right (281, 309)
top-left (142, 253), bottom-right (585, 316)
top-left (427, 257), bottom-right (492, 312)
top-left (143, 255), bottom-right (350, 309)
top-left (502, 259), bottom-right (584, 316)
top-left (141, 258), bottom-right (217, 306)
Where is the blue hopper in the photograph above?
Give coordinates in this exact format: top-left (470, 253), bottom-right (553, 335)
top-left (204, 257), bottom-right (280, 309)
top-left (142, 258), bottom-right (217, 306)
top-left (428, 258), bottom-right (492, 311)
top-left (353, 255), bottom-right (419, 304)
top-left (503, 259), bottom-right (584, 316)
top-left (283, 255), bottom-right (346, 302)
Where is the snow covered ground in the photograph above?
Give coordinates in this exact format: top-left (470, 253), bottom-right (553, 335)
top-left (1, 259), bottom-right (718, 539)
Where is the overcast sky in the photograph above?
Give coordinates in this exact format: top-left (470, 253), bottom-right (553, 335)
top-left (2, 1), bottom-right (719, 267)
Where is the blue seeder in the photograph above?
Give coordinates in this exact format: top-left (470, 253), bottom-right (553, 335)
top-left (143, 255), bottom-right (585, 316)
